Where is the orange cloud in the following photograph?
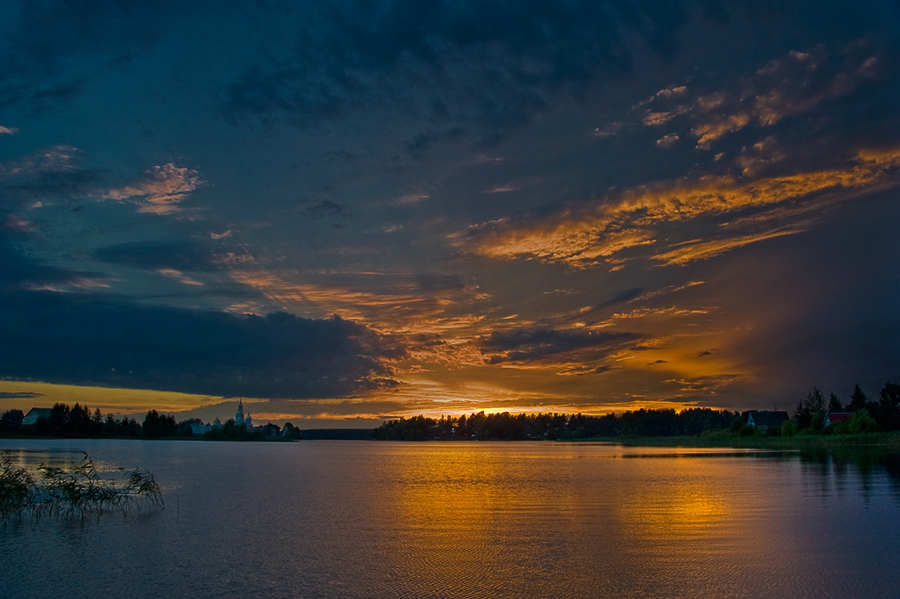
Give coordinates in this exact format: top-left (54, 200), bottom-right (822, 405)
top-left (656, 133), bottom-right (680, 148)
top-left (653, 227), bottom-right (812, 265)
top-left (640, 45), bottom-right (880, 148)
top-left (467, 148), bottom-right (900, 268)
top-left (229, 269), bottom-right (489, 339)
top-left (651, 228), bottom-right (805, 265)
top-left (155, 268), bottom-right (205, 286)
top-left (691, 112), bottom-right (751, 149)
top-left (611, 306), bottom-right (710, 320)
top-left (105, 163), bottom-right (203, 215)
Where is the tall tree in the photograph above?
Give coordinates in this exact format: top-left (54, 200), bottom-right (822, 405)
top-left (849, 384), bottom-right (869, 412)
top-left (827, 393), bottom-right (844, 412)
top-left (796, 388), bottom-right (826, 430)
top-left (878, 381), bottom-right (900, 431)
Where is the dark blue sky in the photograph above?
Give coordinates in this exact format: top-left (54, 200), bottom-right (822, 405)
top-left (1, 0), bottom-right (899, 425)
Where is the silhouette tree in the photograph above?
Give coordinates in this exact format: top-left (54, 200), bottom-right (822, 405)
top-left (795, 388), bottom-right (826, 430)
top-left (0, 409), bottom-right (24, 432)
top-left (103, 413), bottom-right (119, 436)
top-left (142, 410), bottom-right (177, 438)
top-left (849, 384), bottom-right (869, 412)
top-left (878, 381), bottom-right (900, 431)
top-left (91, 408), bottom-right (103, 435)
top-left (827, 393), bottom-right (844, 412)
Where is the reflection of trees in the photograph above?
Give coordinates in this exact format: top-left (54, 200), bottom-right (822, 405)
top-left (798, 447), bottom-right (900, 502)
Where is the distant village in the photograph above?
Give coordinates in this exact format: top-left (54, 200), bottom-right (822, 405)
top-left (185, 398), bottom-right (291, 438)
top-left (2, 398), bottom-right (303, 440)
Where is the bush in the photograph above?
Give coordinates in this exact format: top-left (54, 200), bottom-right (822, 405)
top-left (781, 420), bottom-right (798, 437)
top-left (833, 409), bottom-right (878, 435)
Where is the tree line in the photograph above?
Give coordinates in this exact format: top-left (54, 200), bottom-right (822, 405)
top-left (372, 407), bottom-right (737, 441)
top-left (373, 381), bottom-right (900, 441)
top-left (788, 382), bottom-right (900, 434)
top-left (0, 403), bottom-right (303, 440)
top-left (3, 380), bottom-right (897, 441)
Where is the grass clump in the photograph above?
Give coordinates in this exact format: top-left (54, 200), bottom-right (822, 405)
top-left (0, 452), bottom-right (163, 520)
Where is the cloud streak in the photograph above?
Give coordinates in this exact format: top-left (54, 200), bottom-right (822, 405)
top-left (467, 147), bottom-right (900, 268)
top-left (480, 327), bottom-right (640, 366)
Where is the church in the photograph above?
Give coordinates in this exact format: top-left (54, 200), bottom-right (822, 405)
top-left (188, 398), bottom-right (261, 436)
top-left (234, 397), bottom-right (253, 430)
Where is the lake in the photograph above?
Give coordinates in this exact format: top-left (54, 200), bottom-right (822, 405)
top-left (2, 439), bottom-right (899, 598)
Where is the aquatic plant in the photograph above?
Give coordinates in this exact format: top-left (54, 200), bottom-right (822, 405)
top-left (0, 452), bottom-right (163, 520)
top-left (0, 459), bottom-right (34, 515)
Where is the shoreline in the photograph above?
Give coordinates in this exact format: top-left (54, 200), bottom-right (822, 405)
top-left (586, 431), bottom-right (900, 450)
top-left (4, 431), bottom-right (900, 450)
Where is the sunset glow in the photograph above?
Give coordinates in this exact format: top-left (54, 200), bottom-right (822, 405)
top-left (0, 1), bottom-right (898, 425)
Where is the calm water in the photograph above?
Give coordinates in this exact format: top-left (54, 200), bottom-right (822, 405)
top-left (2, 440), bottom-right (899, 599)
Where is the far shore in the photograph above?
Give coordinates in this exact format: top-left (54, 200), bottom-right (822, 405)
top-left (583, 431), bottom-right (900, 450)
top-left (5, 430), bottom-right (900, 450)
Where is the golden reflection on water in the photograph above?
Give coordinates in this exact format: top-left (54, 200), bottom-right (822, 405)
top-left (618, 462), bottom-right (729, 539)
top-left (374, 445), bottom-right (777, 597)
top-left (376, 444), bottom-right (596, 595)
top-left (4, 441), bottom-right (900, 598)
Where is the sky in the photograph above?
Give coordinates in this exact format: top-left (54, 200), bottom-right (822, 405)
top-left (1, 0), bottom-right (899, 427)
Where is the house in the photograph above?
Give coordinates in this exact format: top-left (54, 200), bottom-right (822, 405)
top-left (191, 421), bottom-right (213, 435)
top-left (746, 410), bottom-right (790, 431)
top-left (22, 407), bottom-right (53, 426)
top-left (824, 412), bottom-right (852, 427)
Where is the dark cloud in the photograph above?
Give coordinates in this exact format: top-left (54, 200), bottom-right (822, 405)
top-left (411, 273), bottom-right (468, 293)
top-left (3, 168), bottom-right (105, 204)
top-left (405, 127), bottom-right (467, 157)
top-left (0, 146), bottom-right (105, 207)
top-left (0, 237), bottom-right (39, 288)
top-left (557, 364), bottom-right (615, 376)
top-left (0, 233), bottom-right (102, 292)
top-left (667, 374), bottom-right (745, 392)
top-left (481, 327), bottom-right (640, 364)
top-left (302, 200), bottom-right (353, 221)
top-left (0, 392), bottom-right (42, 399)
top-left (222, 0), bottom-right (693, 140)
top-left (0, 290), bottom-right (403, 399)
top-left (594, 288), bottom-right (644, 310)
top-left (92, 240), bottom-right (222, 272)
top-left (0, 0), bottom-right (189, 109)
top-left (0, 217), bottom-right (401, 399)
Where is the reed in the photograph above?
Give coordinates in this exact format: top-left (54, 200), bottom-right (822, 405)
top-left (0, 452), bottom-right (163, 520)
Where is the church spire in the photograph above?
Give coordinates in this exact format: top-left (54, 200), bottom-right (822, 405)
top-left (235, 397), bottom-right (245, 425)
